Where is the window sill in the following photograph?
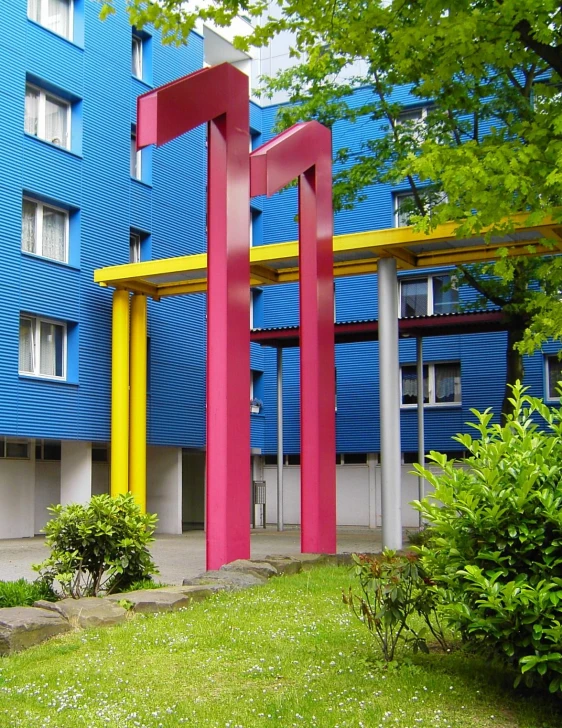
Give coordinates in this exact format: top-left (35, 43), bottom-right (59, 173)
top-left (131, 177), bottom-right (153, 190)
top-left (27, 18), bottom-right (84, 50)
top-left (22, 251), bottom-right (80, 272)
top-left (401, 403), bottom-right (462, 410)
top-left (24, 133), bottom-right (82, 159)
top-left (19, 374), bottom-right (78, 387)
top-left (132, 75), bottom-right (153, 90)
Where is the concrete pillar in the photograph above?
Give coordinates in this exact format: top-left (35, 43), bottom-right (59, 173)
top-left (367, 452), bottom-right (378, 528)
top-left (276, 347), bottom-right (284, 531)
top-left (61, 440), bottom-right (92, 505)
top-left (378, 257), bottom-right (402, 550)
top-left (147, 446), bottom-right (182, 534)
top-left (130, 294), bottom-right (147, 512)
top-left (111, 289), bottom-right (130, 497)
top-left (416, 336), bottom-right (425, 528)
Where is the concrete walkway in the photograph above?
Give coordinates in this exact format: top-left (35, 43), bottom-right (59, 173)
top-left (0, 527), bottom-right (389, 585)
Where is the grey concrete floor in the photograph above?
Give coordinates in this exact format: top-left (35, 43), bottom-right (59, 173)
top-left (0, 527), bottom-right (386, 585)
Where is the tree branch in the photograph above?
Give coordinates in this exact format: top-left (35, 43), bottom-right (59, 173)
top-left (458, 264), bottom-right (508, 307)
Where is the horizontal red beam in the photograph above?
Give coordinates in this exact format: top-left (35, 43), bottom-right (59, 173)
top-left (250, 310), bottom-right (507, 348)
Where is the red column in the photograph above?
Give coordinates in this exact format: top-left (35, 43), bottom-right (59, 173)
top-left (251, 122), bottom-right (336, 554)
top-left (138, 64), bottom-right (251, 570)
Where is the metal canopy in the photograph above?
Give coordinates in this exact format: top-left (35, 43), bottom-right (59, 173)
top-left (94, 213), bottom-right (562, 299)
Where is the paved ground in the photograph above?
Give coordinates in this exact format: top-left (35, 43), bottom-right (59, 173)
top-left (0, 527), bottom-right (390, 585)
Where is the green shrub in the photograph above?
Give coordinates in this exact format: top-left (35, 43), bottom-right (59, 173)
top-left (412, 382), bottom-right (562, 692)
top-left (33, 493), bottom-right (158, 598)
top-left (0, 578), bottom-right (57, 607)
top-left (343, 550), bottom-right (448, 662)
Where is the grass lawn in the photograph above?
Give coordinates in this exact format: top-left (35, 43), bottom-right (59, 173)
top-left (1, 566), bottom-right (561, 728)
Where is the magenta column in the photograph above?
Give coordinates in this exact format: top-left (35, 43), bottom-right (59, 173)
top-left (251, 121), bottom-right (336, 554)
top-left (137, 64), bottom-right (251, 570)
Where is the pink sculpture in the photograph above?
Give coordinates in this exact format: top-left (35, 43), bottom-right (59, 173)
top-left (138, 64), bottom-right (335, 568)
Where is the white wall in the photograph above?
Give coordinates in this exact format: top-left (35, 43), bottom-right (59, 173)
top-left (34, 461), bottom-right (60, 534)
top-left (147, 446), bottom-right (182, 534)
top-left (0, 459), bottom-right (35, 538)
top-left (60, 440), bottom-right (92, 505)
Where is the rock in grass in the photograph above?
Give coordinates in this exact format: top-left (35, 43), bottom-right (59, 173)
top-left (0, 607), bottom-right (71, 655)
top-left (220, 559), bottom-right (278, 580)
top-left (182, 570), bottom-right (264, 590)
top-left (262, 555), bottom-right (303, 576)
top-left (34, 597), bottom-right (127, 628)
top-left (105, 586), bottom-right (219, 613)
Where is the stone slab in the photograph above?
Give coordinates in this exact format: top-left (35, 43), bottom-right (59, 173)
top-left (182, 570), bottom-right (264, 590)
top-left (220, 559), bottom-right (278, 580)
top-left (262, 555), bottom-right (303, 576)
top-left (0, 607), bottom-right (71, 655)
top-left (105, 585), bottom-right (219, 613)
top-left (34, 597), bottom-right (127, 628)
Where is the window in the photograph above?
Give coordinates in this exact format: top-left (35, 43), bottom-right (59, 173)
top-left (400, 274), bottom-right (458, 317)
top-left (394, 189), bottom-right (447, 228)
top-left (342, 453), bottom-right (368, 465)
top-left (0, 437), bottom-right (30, 459)
top-left (130, 231), bottom-right (141, 263)
top-left (92, 444), bottom-right (109, 462)
top-left (35, 440), bottom-right (61, 461)
top-left (546, 355), bottom-right (562, 400)
top-left (25, 84), bottom-right (70, 149)
top-left (132, 34), bottom-right (143, 78)
top-left (22, 198), bottom-right (68, 263)
top-left (28, 0), bottom-right (72, 41)
top-left (131, 131), bottom-right (142, 180)
top-left (395, 107), bottom-right (427, 144)
top-left (401, 362), bottom-right (461, 406)
top-left (19, 315), bottom-right (66, 380)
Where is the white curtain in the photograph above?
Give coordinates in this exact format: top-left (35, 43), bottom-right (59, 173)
top-left (45, 95), bottom-right (67, 147)
top-left (402, 366), bottom-right (428, 402)
top-left (28, 0), bottom-right (41, 23)
top-left (19, 318), bottom-right (34, 373)
top-left (46, 0), bottom-right (70, 37)
top-left (40, 321), bottom-right (63, 377)
top-left (24, 87), bottom-right (39, 136)
top-left (22, 200), bottom-right (37, 254)
top-left (42, 206), bottom-right (66, 261)
top-left (435, 364), bottom-right (461, 402)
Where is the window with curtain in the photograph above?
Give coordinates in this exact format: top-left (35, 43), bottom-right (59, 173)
top-left (132, 34), bottom-right (143, 77)
top-left (19, 316), bottom-right (66, 379)
top-left (25, 84), bottom-right (70, 150)
top-left (547, 355), bottom-right (562, 399)
top-left (131, 132), bottom-right (141, 179)
top-left (28, 0), bottom-right (72, 40)
top-left (432, 275), bottom-right (458, 314)
top-left (22, 198), bottom-right (68, 262)
top-left (400, 279), bottom-right (428, 317)
top-left (401, 362), bottom-right (461, 406)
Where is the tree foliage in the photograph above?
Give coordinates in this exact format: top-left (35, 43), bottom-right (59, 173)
top-left (101, 0), bottom-right (562, 410)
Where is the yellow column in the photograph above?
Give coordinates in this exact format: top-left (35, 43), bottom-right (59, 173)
top-left (129, 294), bottom-right (147, 512)
top-left (111, 289), bottom-right (130, 497)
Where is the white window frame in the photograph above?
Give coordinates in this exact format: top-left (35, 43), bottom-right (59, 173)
top-left (25, 83), bottom-right (71, 150)
top-left (394, 187), bottom-right (447, 228)
top-left (28, 0), bottom-right (74, 41)
top-left (22, 197), bottom-right (69, 263)
top-left (0, 436), bottom-right (30, 460)
top-left (130, 231), bottom-right (142, 263)
top-left (399, 273), bottom-right (458, 318)
top-left (131, 131), bottom-right (142, 180)
top-left (132, 34), bottom-right (143, 79)
top-left (400, 361), bottom-right (462, 408)
top-left (19, 315), bottom-right (67, 381)
top-left (546, 355), bottom-right (562, 401)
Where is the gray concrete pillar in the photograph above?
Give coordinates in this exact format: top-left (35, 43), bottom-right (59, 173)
top-left (378, 257), bottom-right (402, 549)
top-left (276, 347), bottom-right (284, 531)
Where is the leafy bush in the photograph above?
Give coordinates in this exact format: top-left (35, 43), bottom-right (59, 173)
top-left (0, 578), bottom-right (57, 607)
top-left (33, 493), bottom-right (158, 598)
top-left (412, 383), bottom-right (562, 692)
top-left (343, 550), bottom-right (448, 662)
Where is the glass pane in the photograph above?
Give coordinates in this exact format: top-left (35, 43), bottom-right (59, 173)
top-left (6, 440), bottom-right (29, 459)
top-left (548, 357), bottom-right (562, 399)
top-left (22, 200), bottom-right (37, 253)
top-left (46, 0), bottom-right (70, 38)
top-left (433, 275), bottom-right (458, 314)
top-left (130, 232), bottom-right (141, 263)
top-left (39, 321), bottom-right (64, 377)
top-left (43, 440), bottom-right (61, 460)
top-left (435, 363), bottom-right (461, 403)
top-left (28, 0), bottom-right (41, 23)
top-left (400, 279), bottom-right (428, 317)
top-left (42, 206), bottom-right (66, 261)
top-left (45, 95), bottom-right (68, 147)
top-left (24, 86), bottom-right (39, 136)
top-left (130, 135), bottom-right (141, 178)
top-left (19, 317), bottom-right (34, 373)
top-left (132, 36), bottom-right (142, 77)
top-left (401, 365), bottom-right (429, 405)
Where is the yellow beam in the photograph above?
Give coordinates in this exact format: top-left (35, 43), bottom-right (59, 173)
top-left (250, 264), bottom-right (279, 284)
top-left (416, 239), bottom-right (555, 266)
top-left (129, 294), bottom-right (147, 513)
top-left (111, 289), bottom-right (130, 498)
